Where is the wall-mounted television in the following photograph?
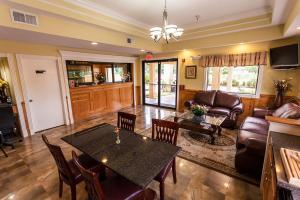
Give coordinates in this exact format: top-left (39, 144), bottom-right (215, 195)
top-left (270, 44), bottom-right (299, 70)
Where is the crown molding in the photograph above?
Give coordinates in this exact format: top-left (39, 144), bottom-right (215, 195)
top-left (182, 7), bottom-right (272, 29)
top-left (63, 0), bottom-right (151, 29)
top-left (180, 14), bottom-right (272, 41)
top-left (8, 0), bottom-right (150, 38)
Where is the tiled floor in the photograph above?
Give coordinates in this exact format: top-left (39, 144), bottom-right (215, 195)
top-left (0, 106), bottom-right (261, 200)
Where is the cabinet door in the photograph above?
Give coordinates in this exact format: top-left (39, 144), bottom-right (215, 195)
top-left (71, 93), bottom-right (91, 121)
top-left (106, 88), bottom-right (121, 111)
top-left (92, 89), bottom-right (107, 112)
top-left (262, 143), bottom-right (276, 200)
top-left (120, 86), bottom-right (133, 107)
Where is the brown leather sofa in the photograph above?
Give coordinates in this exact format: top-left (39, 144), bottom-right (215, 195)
top-left (184, 90), bottom-right (244, 129)
top-left (235, 103), bottom-right (300, 175)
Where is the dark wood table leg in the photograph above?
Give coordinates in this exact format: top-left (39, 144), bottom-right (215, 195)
top-left (217, 126), bottom-right (222, 136)
top-left (174, 117), bottom-right (178, 123)
top-left (210, 135), bottom-right (215, 145)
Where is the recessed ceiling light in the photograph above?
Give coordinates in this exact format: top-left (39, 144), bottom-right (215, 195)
top-left (239, 42), bottom-right (244, 45)
top-left (140, 49), bottom-right (145, 52)
top-left (91, 42), bottom-right (98, 45)
top-left (297, 27), bottom-right (300, 30)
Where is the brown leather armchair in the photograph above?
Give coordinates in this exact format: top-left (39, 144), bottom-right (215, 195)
top-left (235, 109), bottom-right (270, 175)
top-left (235, 103), bottom-right (300, 175)
top-left (185, 90), bottom-right (244, 129)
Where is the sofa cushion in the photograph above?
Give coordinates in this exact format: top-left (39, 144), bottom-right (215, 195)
top-left (209, 107), bottom-right (231, 116)
top-left (273, 103), bottom-right (300, 119)
top-left (194, 90), bottom-right (216, 106)
top-left (237, 130), bottom-right (267, 149)
top-left (214, 91), bottom-right (240, 109)
top-left (240, 117), bottom-right (269, 135)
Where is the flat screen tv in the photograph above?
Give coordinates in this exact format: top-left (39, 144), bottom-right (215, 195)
top-left (270, 44), bottom-right (299, 70)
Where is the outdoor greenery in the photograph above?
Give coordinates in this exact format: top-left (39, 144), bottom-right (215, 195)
top-left (207, 66), bottom-right (259, 95)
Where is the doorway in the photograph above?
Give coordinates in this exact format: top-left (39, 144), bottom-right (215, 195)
top-left (18, 55), bottom-right (65, 133)
top-left (142, 58), bottom-right (178, 109)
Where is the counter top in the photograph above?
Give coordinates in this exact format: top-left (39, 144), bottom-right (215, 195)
top-left (271, 131), bottom-right (300, 192)
top-left (69, 82), bottom-right (133, 91)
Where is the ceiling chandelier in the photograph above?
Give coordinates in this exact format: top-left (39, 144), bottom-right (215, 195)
top-left (149, 0), bottom-right (184, 43)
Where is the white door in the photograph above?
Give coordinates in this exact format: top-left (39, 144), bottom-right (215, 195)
top-left (19, 56), bottom-right (65, 132)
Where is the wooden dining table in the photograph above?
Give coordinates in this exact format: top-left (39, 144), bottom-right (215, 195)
top-left (61, 123), bottom-right (181, 188)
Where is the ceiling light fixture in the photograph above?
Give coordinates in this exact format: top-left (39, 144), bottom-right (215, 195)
top-left (140, 49), bottom-right (145, 52)
top-left (149, 0), bottom-right (184, 43)
top-left (91, 42), bottom-right (98, 45)
top-left (297, 27), bottom-right (300, 30)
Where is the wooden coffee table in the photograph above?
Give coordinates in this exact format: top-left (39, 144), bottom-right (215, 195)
top-left (173, 112), bottom-right (226, 144)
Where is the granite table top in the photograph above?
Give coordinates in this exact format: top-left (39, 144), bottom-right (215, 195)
top-left (62, 123), bottom-right (181, 188)
top-left (271, 132), bottom-right (300, 193)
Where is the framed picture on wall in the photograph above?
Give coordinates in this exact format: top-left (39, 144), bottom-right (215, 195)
top-left (185, 65), bottom-right (197, 79)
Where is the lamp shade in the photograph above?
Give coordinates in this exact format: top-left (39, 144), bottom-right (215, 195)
top-left (173, 28), bottom-right (184, 37)
top-left (165, 24), bottom-right (177, 34)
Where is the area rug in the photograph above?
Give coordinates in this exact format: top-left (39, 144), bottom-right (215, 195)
top-left (137, 114), bottom-right (259, 185)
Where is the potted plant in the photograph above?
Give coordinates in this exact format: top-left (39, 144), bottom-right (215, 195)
top-left (96, 72), bottom-right (106, 84)
top-left (273, 78), bottom-right (292, 108)
top-left (191, 104), bottom-right (208, 121)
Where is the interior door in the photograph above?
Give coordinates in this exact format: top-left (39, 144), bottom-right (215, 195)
top-left (20, 56), bottom-right (65, 132)
top-left (142, 59), bottom-right (178, 109)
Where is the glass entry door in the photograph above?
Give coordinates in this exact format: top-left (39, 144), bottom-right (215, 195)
top-left (142, 59), bottom-right (178, 109)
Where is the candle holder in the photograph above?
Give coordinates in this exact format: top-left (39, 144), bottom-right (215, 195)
top-left (114, 127), bottom-right (121, 144)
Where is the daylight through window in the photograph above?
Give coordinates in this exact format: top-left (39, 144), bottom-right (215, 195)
top-left (206, 66), bottom-right (260, 95)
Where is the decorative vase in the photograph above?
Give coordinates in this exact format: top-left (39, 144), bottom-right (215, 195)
top-left (274, 89), bottom-right (284, 109)
top-left (116, 135), bottom-right (120, 144)
top-left (193, 115), bottom-right (204, 122)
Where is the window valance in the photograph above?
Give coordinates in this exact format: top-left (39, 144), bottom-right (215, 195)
top-left (199, 51), bottom-right (268, 67)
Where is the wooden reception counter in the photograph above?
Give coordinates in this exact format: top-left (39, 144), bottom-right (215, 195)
top-left (70, 82), bottom-right (133, 122)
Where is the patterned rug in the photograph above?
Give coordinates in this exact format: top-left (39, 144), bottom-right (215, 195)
top-left (137, 115), bottom-right (259, 185)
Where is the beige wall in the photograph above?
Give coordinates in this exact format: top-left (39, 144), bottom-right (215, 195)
top-left (142, 36), bottom-right (300, 97)
top-left (0, 3), bottom-right (161, 52)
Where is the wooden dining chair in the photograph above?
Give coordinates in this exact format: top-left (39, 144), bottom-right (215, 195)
top-left (72, 150), bottom-right (153, 200)
top-left (152, 118), bottom-right (179, 200)
top-left (117, 112), bottom-right (137, 132)
top-left (42, 134), bottom-right (104, 200)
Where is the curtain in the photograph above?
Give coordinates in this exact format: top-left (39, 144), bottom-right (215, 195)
top-left (199, 51), bottom-right (268, 67)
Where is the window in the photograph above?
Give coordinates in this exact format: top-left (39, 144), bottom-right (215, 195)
top-left (113, 66), bottom-right (124, 82)
top-left (105, 67), bottom-right (113, 82)
top-left (206, 66), bottom-right (260, 95)
top-left (113, 64), bottom-right (129, 82)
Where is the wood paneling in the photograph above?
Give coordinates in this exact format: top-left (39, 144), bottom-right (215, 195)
top-left (70, 82), bottom-right (133, 122)
top-left (120, 86), bottom-right (133, 107)
top-left (261, 143), bottom-right (277, 200)
top-left (135, 86), bottom-right (141, 105)
top-left (106, 87), bottom-right (122, 110)
top-left (266, 116), bottom-right (300, 126)
top-left (178, 85), bottom-right (299, 126)
top-left (92, 90), bottom-right (107, 112)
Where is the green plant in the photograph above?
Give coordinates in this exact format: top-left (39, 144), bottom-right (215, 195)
top-left (191, 104), bottom-right (208, 116)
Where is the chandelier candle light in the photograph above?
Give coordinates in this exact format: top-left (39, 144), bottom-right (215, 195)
top-left (150, 0), bottom-right (184, 43)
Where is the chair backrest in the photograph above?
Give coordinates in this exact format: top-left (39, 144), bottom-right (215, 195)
top-left (117, 112), bottom-right (136, 132)
top-left (42, 134), bottom-right (72, 180)
top-left (72, 151), bottom-right (105, 200)
top-left (0, 104), bottom-right (16, 134)
top-left (152, 119), bottom-right (179, 145)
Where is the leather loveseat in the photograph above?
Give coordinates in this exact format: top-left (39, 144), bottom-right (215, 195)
top-left (184, 90), bottom-right (244, 129)
top-left (235, 103), bottom-right (300, 175)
